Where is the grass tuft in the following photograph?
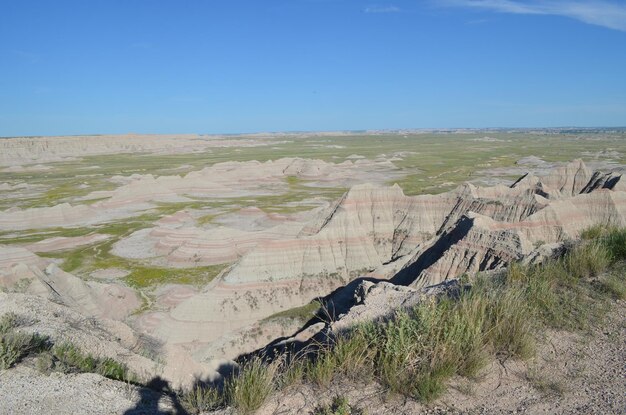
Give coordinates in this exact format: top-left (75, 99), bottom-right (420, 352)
top-left (180, 384), bottom-right (223, 414)
top-left (226, 357), bottom-right (278, 414)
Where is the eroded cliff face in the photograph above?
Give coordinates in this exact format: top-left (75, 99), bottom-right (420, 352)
top-left (215, 159), bottom-right (624, 299)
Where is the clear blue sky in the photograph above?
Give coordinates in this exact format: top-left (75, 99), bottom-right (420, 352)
top-left (1, 0), bottom-right (625, 136)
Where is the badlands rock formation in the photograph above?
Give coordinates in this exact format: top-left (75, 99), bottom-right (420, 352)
top-left (0, 157), bottom-right (400, 231)
top-left (2, 159), bottom-right (625, 389)
top-left (0, 134), bottom-right (270, 167)
top-left (129, 160), bottom-right (626, 385)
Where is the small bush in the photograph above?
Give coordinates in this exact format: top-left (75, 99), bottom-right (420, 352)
top-left (279, 357), bottom-right (305, 388)
top-left (0, 313), bottom-right (19, 334)
top-left (0, 332), bottom-right (50, 369)
top-left (226, 357), bottom-right (277, 414)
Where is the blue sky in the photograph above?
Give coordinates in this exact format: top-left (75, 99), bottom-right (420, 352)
top-left (1, 0), bottom-right (625, 136)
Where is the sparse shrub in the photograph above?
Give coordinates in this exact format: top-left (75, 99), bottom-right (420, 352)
top-left (36, 351), bottom-right (54, 374)
top-left (0, 331), bottom-right (50, 369)
top-left (0, 312), bottom-right (19, 334)
top-left (98, 357), bottom-right (132, 381)
top-left (50, 342), bottom-right (134, 382)
top-left (225, 357), bottom-right (277, 414)
top-left (526, 366), bottom-right (566, 397)
top-left (0, 333), bottom-right (30, 369)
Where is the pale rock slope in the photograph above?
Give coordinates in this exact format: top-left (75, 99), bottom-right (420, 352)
top-left (0, 245), bottom-right (139, 320)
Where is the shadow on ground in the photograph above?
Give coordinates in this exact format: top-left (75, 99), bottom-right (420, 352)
top-left (123, 377), bottom-right (188, 415)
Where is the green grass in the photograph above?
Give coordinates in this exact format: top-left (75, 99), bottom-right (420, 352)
top-left (123, 264), bottom-right (226, 288)
top-left (5, 131), bottom-right (626, 212)
top-left (262, 301), bottom-right (321, 324)
top-left (197, 213), bottom-right (219, 225)
top-left (34, 223), bottom-right (227, 290)
top-left (595, 273), bottom-right (626, 300)
top-left (505, 236), bottom-right (623, 331)
top-left (225, 357), bottom-right (278, 414)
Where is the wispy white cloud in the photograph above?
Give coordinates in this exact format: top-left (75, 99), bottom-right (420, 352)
top-left (364, 5), bottom-right (400, 13)
top-left (443, 0), bottom-right (626, 31)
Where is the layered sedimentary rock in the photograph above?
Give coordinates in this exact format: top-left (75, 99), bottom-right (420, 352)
top-left (138, 160), bottom-right (626, 385)
top-left (113, 212), bottom-right (307, 266)
top-left (0, 157), bottom-right (400, 231)
top-left (4, 159), bottom-right (625, 388)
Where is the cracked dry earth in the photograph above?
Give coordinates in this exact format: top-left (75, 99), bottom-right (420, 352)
top-left (252, 301), bottom-right (626, 415)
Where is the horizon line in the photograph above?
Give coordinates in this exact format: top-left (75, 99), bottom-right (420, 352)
top-left (2, 126), bottom-right (626, 139)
